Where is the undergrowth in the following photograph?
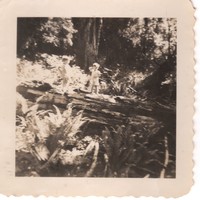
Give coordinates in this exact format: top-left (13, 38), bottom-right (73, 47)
top-left (16, 94), bottom-right (175, 177)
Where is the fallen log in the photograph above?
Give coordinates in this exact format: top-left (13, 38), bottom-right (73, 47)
top-left (16, 85), bottom-right (175, 126)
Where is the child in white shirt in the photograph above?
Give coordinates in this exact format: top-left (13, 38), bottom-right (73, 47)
top-left (59, 56), bottom-right (71, 93)
top-left (89, 63), bottom-right (101, 94)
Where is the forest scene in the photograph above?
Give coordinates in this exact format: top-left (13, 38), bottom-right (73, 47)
top-left (16, 17), bottom-right (176, 178)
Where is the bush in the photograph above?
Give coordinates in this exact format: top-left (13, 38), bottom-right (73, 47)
top-left (17, 54), bottom-right (89, 94)
top-left (16, 96), bottom-right (95, 176)
top-left (16, 94), bottom-right (175, 177)
top-left (101, 67), bottom-right (150, 97)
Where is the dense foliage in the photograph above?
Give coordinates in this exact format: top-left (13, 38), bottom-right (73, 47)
top-left (16, 17), bottom-right (176, 177)
top-left (16, 93), bottom-right (175, 177)
top-left (17, 18), bottom-right (77, 59)
top-left (17, 55), bottom-right (88, 94)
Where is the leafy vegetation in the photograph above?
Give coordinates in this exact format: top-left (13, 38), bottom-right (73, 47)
top-left (16, 17), bottom-right (176, 178)
top-left (17, 54), bottom-right (88, 94)
top-left (16, 95), bottom-right (175, 177)
top-left (17, 18), bottom-right (77, 59)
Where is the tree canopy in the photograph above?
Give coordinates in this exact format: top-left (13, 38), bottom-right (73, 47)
top-left (17, 17), bottom-right (177, 101)
top-left (17, 18), bottom-right (76, 59)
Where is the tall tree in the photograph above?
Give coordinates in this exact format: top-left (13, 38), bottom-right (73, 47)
top-left (72, 18), bottom-right (131, 70)
top-left (72, 18), bottom-right (103, 70)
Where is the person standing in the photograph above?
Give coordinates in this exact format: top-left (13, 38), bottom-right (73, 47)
top-left (89, 63), bottom-right (101, 94)
top-left (59, 56), bottom-right (71, 94)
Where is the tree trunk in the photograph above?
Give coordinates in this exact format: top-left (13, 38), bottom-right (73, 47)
top-left (97, 18), bottom-right (103, 55)
top-left (73, 18), bottom-right (102, 71)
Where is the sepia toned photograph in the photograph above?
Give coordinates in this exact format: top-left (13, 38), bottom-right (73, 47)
top-left (0, 0), bottom-right (195, 196)
top-left (16, 17), bottom-right (177, 178)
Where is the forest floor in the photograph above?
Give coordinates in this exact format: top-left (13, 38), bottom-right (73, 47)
top-left (16, 82), bottom-right (176, 178)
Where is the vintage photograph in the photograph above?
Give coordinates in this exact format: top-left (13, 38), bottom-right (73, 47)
top-left (16, 17), bottom-right (177, 178)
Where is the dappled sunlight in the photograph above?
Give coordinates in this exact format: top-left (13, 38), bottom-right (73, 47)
top-left (16, 17), bottom-right (176, 178)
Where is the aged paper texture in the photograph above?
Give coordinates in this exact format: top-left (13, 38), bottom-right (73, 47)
top-left (0, 0), bottom-right (194, 197)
